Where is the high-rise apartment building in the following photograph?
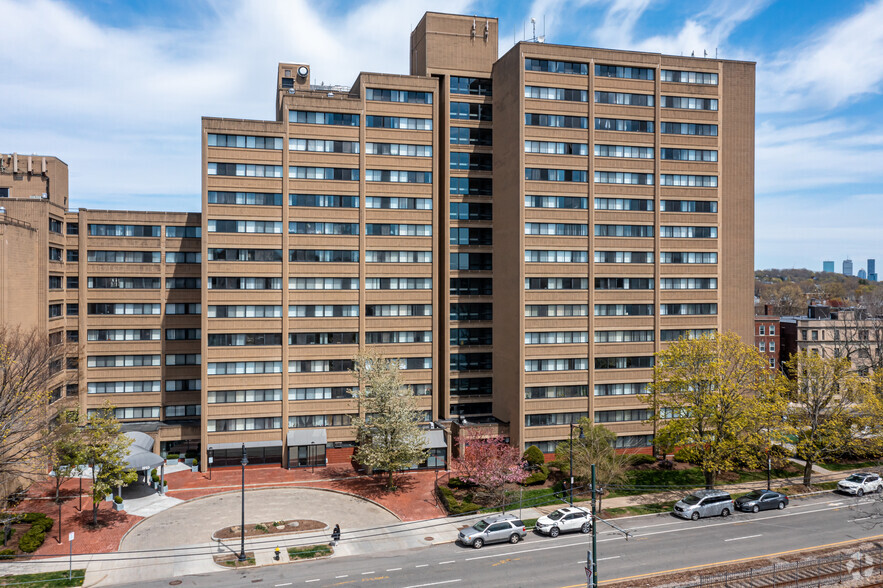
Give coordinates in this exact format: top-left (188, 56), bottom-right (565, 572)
top-left (823, 261), bottom-right (835, 273)
top-left (1, 11), bottom-right (755, 468)
top-left (843, 258), bottom-right (854, 276)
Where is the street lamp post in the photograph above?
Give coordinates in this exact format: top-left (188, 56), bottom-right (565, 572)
top-left (208, 447), bottom-right (213, 481)
top-left (591, 463), bottom-right (598, 588)
top-left (239, 443), bottom-right (248, 562)
top-left (569, 422), bottom-right (584, 506)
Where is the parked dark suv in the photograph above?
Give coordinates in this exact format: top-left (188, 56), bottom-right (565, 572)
top-left (457, 514), bottom-right (528, 549)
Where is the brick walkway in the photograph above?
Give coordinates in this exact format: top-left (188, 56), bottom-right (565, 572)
top-left (9, 464), bottom-right (444, 557)
top-left (10, 479), bottom-right (143, 558)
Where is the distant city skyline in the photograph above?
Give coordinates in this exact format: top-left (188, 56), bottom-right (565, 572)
top-left (821, 257), bottom-right (878, 281)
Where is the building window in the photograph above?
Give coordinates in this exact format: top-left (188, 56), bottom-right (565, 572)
top-left (450, 102), bottom-right (491, 120)
top-left (595, 92), bottom-right (654, 106)
top-left (208, 191), bottom-right (282, 206)
top-left (210, 248), bottom-right (282, 262)
top-left (594, 383), bottom-right (647, 396)
top-left (812, 330), bottom-right (819, 341)
top-left (659, 226), bottom-right (717, 238)
top-left (595, 118), bottom-right (653, 133)
top-left (769, 358), bottom-right (776, 369)
top-left (660, 122), bottom-right (718, 136)
top-left (288, 111), bottom-right (359, 126)
top-left (289, 167), bottom-right (359, 181)
top-left (449, 303), bottom-right (492, 321)
top-left (366, 88), bottom-right (432, 104)
top-left (450, 127), bottom-right (492, 146)
top-left (525, 412), bottom-right (588, 427)
top-left (365, 144), bottom-right (432, 157)
top-left (770, 341), bottom-right (776, 352)
top-left (289, 139), bottom-right (359, 153)
top-left (660, 148), bottom-right (717, 162)
top-left (208, 220), bottom-right (281, 234)
top-left (594, 172), bottom-right (653, 185)
top-left (166, 225), bottom-right (201, 238)
top-left (659, 278), bottom-right (717, 289)
top-left (595, 225), bottom-right (653, 238)
top-left (49, 218), bottom-right (63, 233)
top-left (289, 222), bottom-right (358, 235)
top-left (365, 170), bottom-right (432, 183)
top-left (594, 304), bottom-right (653, 317)
top-left (88, 250), bottom-right (161, 263)
top-left (66, 222), bottom-right (79, 235)
top-left (594, 251), bottom-right (653, 263)
top-left (759, 325), bottom-right (765, 336)
top-left (211, 305), bottom-right (282, 318)
top-left (49, 247), bottom-right (63, 262)
top-left (661, 70), bottom-right (718, 85)
top-left (769, 325), bottom-right (776, 336)
top-left (758, 342), bottom-right (765, 352)
top-left (595, 64), bottom-right (653, 79)
top-left (290, 194), bottom-right (358, 208)
top-left (209, 389), bottom-right (282, 403)
top-left (525, 250), bottom-right (588, 263)
top-left (207, 134), bottom-right (283, 149)
top-left (661, 96), bottom-right (718, 110)
top-left (660, 175), bottom-right (718, 188)
top-left (527, 304), bottom-right (588, 317)
top-left (365, 116), bottom-right (432, 130)
top-left (366, 224), bottom-right (431, 237)
top-left (660, 200), bottom-right (717, 213)
top-left (66, 304), bottom-right (78, 316)
top-left (208, 163), bottom-right (283, 177)
top-left (450, 76), bottom-right (492, 95)
top-left (88, 224), bottom-right (160, 237)
top-left (527, 59), bottom-right (588, 74)
top-left (524, 86), bottom-right (587, 101)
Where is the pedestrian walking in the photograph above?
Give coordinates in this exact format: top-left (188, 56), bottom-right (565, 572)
top-left (331, 523), bottom-right (341, 546)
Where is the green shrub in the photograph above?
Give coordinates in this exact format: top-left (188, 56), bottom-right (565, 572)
top-left (151, 474), bottom-right (160, 483)
top-left (673, 448), bottom-right (693, 463)
top-left (523, 468), bottom-right (548, 486)
top-left (447, 477), bottom-right (473, 490)
top-left (630, 454), bottom-right (657, 466)
top-left (0, 549), bottom-right (15, 559)
top-left (192, 459), bottom-right (198, 467)
top-left (523, 445), bottom-right (546, 468)
top-left (436, 486), bottom-right (481, 515)
top-left (151, 469), bottom-right (157, 477)
top-left (18, 528), bottom-right (46, 553)
top-left (162, 480), bottom-right (168, 486)
top-left (114, 495), bottom-right (123, 504)
top-left (255, 523), bottom-right (268, 532)
top-left (166, 453), bottom-right (179, 460)
top-left (185, 451), bottom-right (198, 459)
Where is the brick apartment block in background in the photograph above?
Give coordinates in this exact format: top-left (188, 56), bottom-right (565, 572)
top-left (0, 11), bottom-right (755, 470)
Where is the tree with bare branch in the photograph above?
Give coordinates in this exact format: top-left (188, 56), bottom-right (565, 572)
top-left (0, 326), bottom-right (67, 500)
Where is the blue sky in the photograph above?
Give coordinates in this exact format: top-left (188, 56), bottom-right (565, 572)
top-left (2, 0), bottom-right (882, 272)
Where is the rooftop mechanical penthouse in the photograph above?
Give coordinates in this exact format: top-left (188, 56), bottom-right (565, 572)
top-left (0, 11), bottom-right (755, 469)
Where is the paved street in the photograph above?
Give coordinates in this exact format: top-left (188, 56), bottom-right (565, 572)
top-left (116, 492), bottom-right (883, 588)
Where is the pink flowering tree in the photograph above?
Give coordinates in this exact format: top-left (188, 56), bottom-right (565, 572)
top-left (454, 431), bottom-right (528, 511)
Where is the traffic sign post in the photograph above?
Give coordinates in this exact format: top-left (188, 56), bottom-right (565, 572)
top-left (585, 550), bottom-right (592, 587)
top-left (68, 532), bottom-right (74, 580)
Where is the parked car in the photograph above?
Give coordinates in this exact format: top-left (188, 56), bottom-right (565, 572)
top-left (457, 514), bottom-right (527, 549)
top-left (673, 489), bottom-right (734, 520)
top-left (837, 472), bottom-right (883, 496)
top-left (535, 506), bottom-right (592, 537)
top-left (735, 490), bottom-right (788, 512)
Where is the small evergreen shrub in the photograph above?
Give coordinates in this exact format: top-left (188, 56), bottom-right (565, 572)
top-left (18, 528), bottom-right (46, 553)
top-left (0, 549), bottom-right (15, 559)
top-left (523, 445), bottom-right (546, 469)
top-left (523, 466), bottom-right (548, 486)
top-left (114, 496), bottom-right (123, 504)
top-left (192, 459), bottom-right (198, 467)
top-left (630, 454), bottom-right (657, 466)
top-left (166, 453), bottom-right (179, 460)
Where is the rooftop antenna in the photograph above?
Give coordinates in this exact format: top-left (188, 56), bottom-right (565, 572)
top-left (531, 17), bottom-right (536, 42)
top-left (704, 49), bottom-right (708, 58)
top-left (472, 16), bottom-right (476, 38)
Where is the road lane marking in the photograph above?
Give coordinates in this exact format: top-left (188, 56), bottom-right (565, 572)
top-left (386, 568), bottom-right (402, 571)
top-left (305, 581), bottom-right (319, 584)
top-left (725, 534), bottom-right (763, 542)
top-left (402, 581), bottom-right (462, 588)
top-left (275, 584), bottom-right (292, 587)
top-left (361, 571), bottom-right (376, 575)
top-left (439, 560), bottom-right (455, 564)
top-left (415, 564), bottom-right (429, 568)
top-left (556, 532), bottom-right (883, 588)
top-left (578, 556), bottom-right (620, 563)
top-left (336, 575), bottom-right (349, 578)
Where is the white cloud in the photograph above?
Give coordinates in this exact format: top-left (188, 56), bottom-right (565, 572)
top-left (0, 0), bottom-right (473, 210)
top-left (758, 0), bottom-right (883, 112)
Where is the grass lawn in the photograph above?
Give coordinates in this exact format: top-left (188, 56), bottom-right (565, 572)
top-left (0, 570), bottom-right (85, 587)
top-left (287, 544), bottom-right (332, 560)
top-left (602, 501), bottom-right (677, 517)
top-left (817, 460), bottom-right (883, 472)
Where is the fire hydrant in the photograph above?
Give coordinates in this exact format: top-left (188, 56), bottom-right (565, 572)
top-left (274, 546), bottom-right (280, 561)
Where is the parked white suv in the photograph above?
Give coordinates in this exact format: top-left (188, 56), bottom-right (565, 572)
top-left (837, 472), bottom-right (883, 496)
top-left (535, 506), bottom-right (592, 537)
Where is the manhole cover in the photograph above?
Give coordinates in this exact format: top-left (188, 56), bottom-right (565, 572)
top-left (424, 536), bottom-right (434, 541)
top-left (169, 582), bottom-right (182, 586)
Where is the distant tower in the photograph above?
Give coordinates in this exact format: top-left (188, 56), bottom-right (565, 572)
top-left (859, 269), bottom-right (868, 279)
top-left (843, 258), bottom-right (854, 276)
top-left (869, 259), bottom-right (877, 281)
top-left (823, 261), bottom-right (835, 273)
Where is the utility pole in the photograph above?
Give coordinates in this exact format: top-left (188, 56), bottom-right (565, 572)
top-left (591, 464), bottom-right (598, 588)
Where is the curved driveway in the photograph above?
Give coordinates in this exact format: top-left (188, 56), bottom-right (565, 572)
top-left (120, 487), bottom-right (401, 551)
